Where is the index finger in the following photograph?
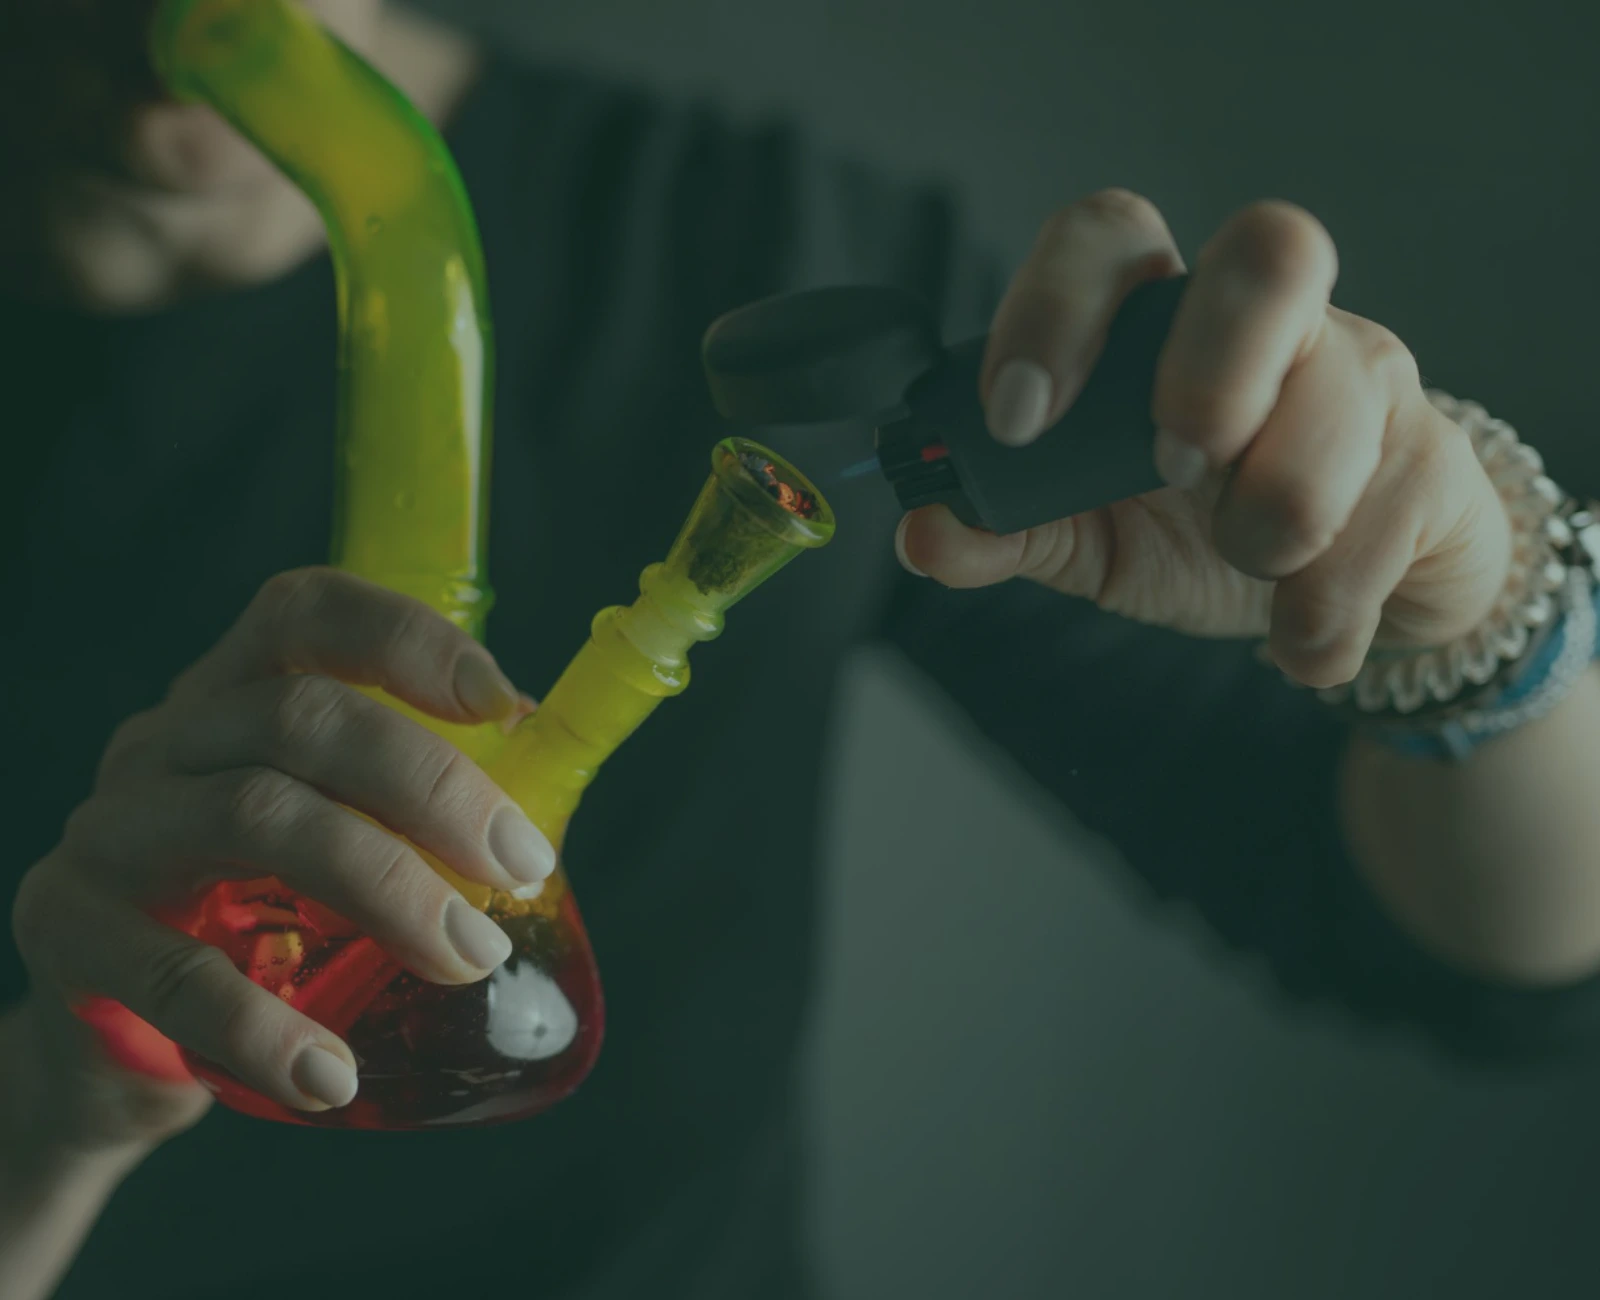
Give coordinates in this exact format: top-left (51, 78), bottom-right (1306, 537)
top-left (171, 567), bottom-right (518, 725)
top-left (13, 861), bottom-right (361, 1115)
top-left (982, 188), bottom-right (1184, 447)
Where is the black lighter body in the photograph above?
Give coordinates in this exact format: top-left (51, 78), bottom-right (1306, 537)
top-left (701, 273), bottom-right (1190, 535)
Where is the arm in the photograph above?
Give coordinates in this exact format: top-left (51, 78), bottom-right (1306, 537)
top-left (705, 119), bottom-right (1600, 1046)
top-left (1, 568), bottom-right (561, 1295)
top-left (882, 572), bottom-right (1600, 1061)
top-left (1344, 670), bottom-right (1600, 987)
top-left (881, 186), bottom-right (1600, 1057)
top-left (0, 1003), bottom-right (160, 1300)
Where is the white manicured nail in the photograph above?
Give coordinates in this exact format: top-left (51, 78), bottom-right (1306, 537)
top-left (292, 1045), bottom-right (358, 1109)
top-left (444, 899), bottom-right (513, 972)
top-left (1153, 428), bottom-right (1209, 490)
top-left (986, 359), bottom-right (1054, 447)
top-left (489, 806), bottom-right (556, 885)
top-left (894, 517), bottom-right (926, 577)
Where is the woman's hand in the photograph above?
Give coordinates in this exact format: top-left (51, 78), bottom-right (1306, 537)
top-left (895, 190), bottom-right (1513, 688)
top-left (8, 567), bottom-right (555, 1155)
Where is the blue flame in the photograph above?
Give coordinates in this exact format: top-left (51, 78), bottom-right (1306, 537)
top-left (839, 455), bottom-right (881, 481)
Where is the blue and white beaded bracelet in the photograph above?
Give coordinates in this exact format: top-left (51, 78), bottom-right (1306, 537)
top-left (1312, 392), bottom-right (1600, 763)
top-left (1364, 566), bottom-right (1599, 761)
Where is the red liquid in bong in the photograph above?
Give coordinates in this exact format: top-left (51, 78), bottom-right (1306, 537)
top-left (179, 879), bottom-right (605, 1129)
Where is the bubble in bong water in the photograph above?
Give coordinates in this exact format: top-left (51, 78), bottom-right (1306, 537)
top-left (365, 215), bottom-right (384, 236)
top-left (394, 491), bottom-right (415, 510)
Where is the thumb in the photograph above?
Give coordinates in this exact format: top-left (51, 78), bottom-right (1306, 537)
top-left (896, 505), bottom-right (1096, 594)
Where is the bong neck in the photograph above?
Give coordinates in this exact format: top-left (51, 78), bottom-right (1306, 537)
top-left (323, 156), bottom-right (497, 639)
top-left (148, 0), bottom-right (497, 640)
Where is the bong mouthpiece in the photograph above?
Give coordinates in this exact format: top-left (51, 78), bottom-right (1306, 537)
top-left (492, 436), bottom-right (835, 841)
top-left (667, 438), bottom-right (835, 604)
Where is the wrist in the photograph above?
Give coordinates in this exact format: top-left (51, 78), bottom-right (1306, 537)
top-left (0, 1001), bottom-right (161, 1300)
top-left (0, 999), bottom-right (164, 1184)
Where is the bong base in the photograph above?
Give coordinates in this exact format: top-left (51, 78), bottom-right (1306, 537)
top-left (183, 883), bottom-right (605, 1130)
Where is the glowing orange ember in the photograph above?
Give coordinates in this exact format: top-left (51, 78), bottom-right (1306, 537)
top-left (739, 451), bottom-right (819, 519)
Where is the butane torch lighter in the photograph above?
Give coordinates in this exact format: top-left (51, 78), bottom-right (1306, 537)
top-left (701, 274), bottom-right (1190, 535)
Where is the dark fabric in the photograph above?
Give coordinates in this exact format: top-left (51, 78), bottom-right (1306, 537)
top-left (884, 577), bottom-right (1600, 1062)
top-left (2, 52), bottom-right (1597, 1300)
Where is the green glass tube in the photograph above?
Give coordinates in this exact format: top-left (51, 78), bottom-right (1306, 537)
top-left (152, 0), bottom-right (495, 632)
top-left (491, 439), bottom-right (836, 864)
top-left (70, 0), bottom-right (838, 1131)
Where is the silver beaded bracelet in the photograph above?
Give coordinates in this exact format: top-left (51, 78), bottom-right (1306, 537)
top-left (1295, 392), bottom-right (1600, 759)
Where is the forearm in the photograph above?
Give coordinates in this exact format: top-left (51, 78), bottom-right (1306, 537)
top-left (1341, 664), bottom-right (1600, 986)
top-left (0, 1005), bottom-right (151, 1300)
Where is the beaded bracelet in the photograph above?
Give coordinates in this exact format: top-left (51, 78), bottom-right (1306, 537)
top-left (1364, 565), bottom-right (1598, 761)
top-left (1275, 393), bottom-right (1600, 762)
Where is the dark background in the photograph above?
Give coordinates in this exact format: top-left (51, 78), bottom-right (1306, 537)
top-left (422, 2), bottom-right (1600, 1296)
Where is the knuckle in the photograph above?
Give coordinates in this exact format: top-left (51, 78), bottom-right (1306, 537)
top-left (1394, 404), bottom-right (1457, 482)
top-left (1015, 521), bottom-right (1082, 588)
top-left (1281, 591), bottom-right (1357, 653)
top-left (1211, 201), bottom-right (1338, 291)
top-left (364, 836), bottom-right (425, 905)
top-left (222, 766), bottom-right (301, 844)
top-left (1040, 188), bottom-right (1165, 245)
top-left (1078, 187), bottom-right (1164, 230)
top-left (315, 812), bottom-right (427, 911)
top-left (10, 862), bottom-right (62, 968)
top-left (253, 566), bottom-right (334, 633)
top-left (262, 674), bottom-right (347, 757)
top-left (1357, 320), bottom-right (1421, 394)
top-left (143, 942), bottom-right (234, 1025)
top-left (1252, 475), bottom-right (1342, 554)
top-left (1035, 206), bottom-right (1077, 247)
top-left (98, 709), bottom-right (161, 787)
top-left (379, 597), bottom-right (446, 668)
top-left (412, 742), bottom-right (474, 819)
top-left (327, 831), bottom-right (436, 933)
top-left (993, 284), bottom-right (1079, 359)
top-left (59, 799), bottom-right (107, 858)
top-left (211, 988), bottom-right (292, 1076)
top-left (1394, 415), bottom-right (1463, 523)
top-left (1157, 379), bottom-right (1239, 441)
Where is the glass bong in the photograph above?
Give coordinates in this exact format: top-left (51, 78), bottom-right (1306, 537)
top-left (78, 0), bottom-right (835, 1130)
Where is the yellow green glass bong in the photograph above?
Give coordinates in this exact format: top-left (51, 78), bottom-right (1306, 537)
top-left (84, 0), bottom-right (834, 1130)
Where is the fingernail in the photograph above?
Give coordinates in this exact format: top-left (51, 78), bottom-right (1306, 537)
top-left (488, 806), bottom-right (556, 885)
top-left (291, 1045), bottom-right (358, 1109)
top-left (894, 517), bottom-right (926, 578)
top-left (986, 358), bottom-right (1054, 447)
top-left (1153, 427), bottom-right (1209, 490)
top-left (1299, 624), bottom-right (1347, 653)
top-left (454, 655), bottom-right (518, 721)
top-left (444, 898), bottom-right (513, 971)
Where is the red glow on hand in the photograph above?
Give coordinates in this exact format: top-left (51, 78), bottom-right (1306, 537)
top-left (75, 997), bottom-right (194, 1085)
